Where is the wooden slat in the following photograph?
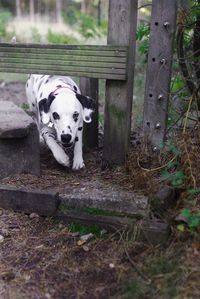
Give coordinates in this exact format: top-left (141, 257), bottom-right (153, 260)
top-left (0, 43), bottom-right (127, 51)
top-left (0, 67), bottom-right (125, 80)
top-left (0, 57), bottom-right (126, 69)
top-left (0, 52), bottom-right (127, 64)
top-left (0, 44), bottom-right (127, 57)
top-left (0, 43), bottom-right (128, 80)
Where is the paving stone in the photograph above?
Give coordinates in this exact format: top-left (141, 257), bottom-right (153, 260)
top-left (0, 101), bottom-right (40, 177)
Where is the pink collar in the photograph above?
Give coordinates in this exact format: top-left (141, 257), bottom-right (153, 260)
top-left (50, 84), bottom-right (75, 97)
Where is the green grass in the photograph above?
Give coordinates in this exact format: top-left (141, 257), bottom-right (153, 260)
top-left (123, 280), bottom-right (144, 299)
top-left (68, 222), bottom-right (102, 237)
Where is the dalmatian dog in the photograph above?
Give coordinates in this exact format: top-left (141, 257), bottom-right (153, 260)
top-left (26, 75), bottom-right (95, 169)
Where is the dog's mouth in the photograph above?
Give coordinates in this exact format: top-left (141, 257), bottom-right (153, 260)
top-left (62, 142), bottom-right (74, 149)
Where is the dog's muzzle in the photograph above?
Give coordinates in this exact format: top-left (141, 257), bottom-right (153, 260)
top-left (61, 134), bottom-right (73, 148)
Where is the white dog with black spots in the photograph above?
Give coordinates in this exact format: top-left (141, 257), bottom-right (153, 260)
top-left (26, 75), bottom-right (95, 170)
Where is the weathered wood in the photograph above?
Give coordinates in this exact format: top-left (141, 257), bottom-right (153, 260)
top-left (140, 220), bottom-right (170, 245)
top-left (80, 78), bottom-right (99, 148)
top-left (0, 43), bottom-right (127, 52)
top-left (56, 210), bottom-right (170, 245)
top-left (0, 101), bottom-right (40, 177)
top-left (0, 56), bottom-right (126, 69)
top-left (0, 44), bottom-right (127, 80)
top-left (0, 52), bottom-right (127, 63)
top-left (103, 0), bottom-right (138, 166)
top-left (0, 68), bottom-right (125, 81)
top-left (56, 210), bottom-right (135, 230)
top-left (0, 185), bottom-right (59, 216)
top-left (143, 0), bottom-right (177, 146)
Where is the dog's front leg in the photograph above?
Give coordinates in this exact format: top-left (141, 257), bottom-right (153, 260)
top-left (41, 127), bottom-right (70, 167)
top-left (73, 124), bottom-right (85, 170)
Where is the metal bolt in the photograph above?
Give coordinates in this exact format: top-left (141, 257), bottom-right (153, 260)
top-left (160, 58), bottom-right (166, 64)
top-left (163, 21), bottom-right (170, 28)
top-left (155, 123), bottom-right (161, 129)
top-left (153, 146), bottom-right (158, 152)
top-left (158, 94), bottom-right (164, 100)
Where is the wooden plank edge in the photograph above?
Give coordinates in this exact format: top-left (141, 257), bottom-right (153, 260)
top-left (0, 68), bottom-right (127, 80)
top-left (54, 210), bottom-right (170, 245)
top-left (0, 185), bottom-right (60, 216)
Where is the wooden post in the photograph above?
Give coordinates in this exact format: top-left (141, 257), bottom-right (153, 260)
top-left (102, 0), bottom-right (138, 166)
top-left (80, 78), bottom-right (99, 149)
top-left (143, 0), bottom-right (177, 147)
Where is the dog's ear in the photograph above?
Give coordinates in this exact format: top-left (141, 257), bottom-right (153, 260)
top-left (38, 94), bottom-right (56, 124)
top-left (38, 98), bottom-right (50, 124)
top-left (76, 93), bottom-right (95, 123)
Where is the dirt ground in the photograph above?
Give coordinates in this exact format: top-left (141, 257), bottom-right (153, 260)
top-left (0, 82), bottom-right (200, 299)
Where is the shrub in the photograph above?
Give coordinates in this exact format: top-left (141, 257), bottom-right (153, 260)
top-left (47, 29), bottom-right (78, 44)
top-left (0, 9), bottom-right (11, 39)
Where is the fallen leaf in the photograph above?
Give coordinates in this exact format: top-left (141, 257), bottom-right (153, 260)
top-left (82, 245), bottom-right (90, 252)
top-left (77, 239), bottom-right (86, 246)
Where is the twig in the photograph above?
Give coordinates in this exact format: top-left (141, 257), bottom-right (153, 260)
top-left (124, 246), bottom-right (151, 284)
top-left (137, 156), bottom-right (176, 173)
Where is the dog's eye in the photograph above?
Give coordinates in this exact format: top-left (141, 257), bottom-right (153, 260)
top-left (73, 112), bottom-right (79, 122)
top-left (52, 112), bottom-right (60, 120)
top-left (73, 112), bottom-right (79, 118)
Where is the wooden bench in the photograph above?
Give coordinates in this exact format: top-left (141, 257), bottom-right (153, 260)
top-left (0, 44), bottom-right (128, 81)
top-left (0, 0), bottom-right (138, 166)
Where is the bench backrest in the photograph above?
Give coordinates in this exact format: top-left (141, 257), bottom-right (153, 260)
top-left (0, 43), bottom-right (128, 80)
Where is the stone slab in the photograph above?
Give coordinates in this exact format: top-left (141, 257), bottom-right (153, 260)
top-left (0, 185), bottom-right (60, 216)
top-left (0, 101), bottom-right (40, 177)
top-left (60, 180), bottom-right (148, 218)
top-left (0, 101), bottom-right (33, 138)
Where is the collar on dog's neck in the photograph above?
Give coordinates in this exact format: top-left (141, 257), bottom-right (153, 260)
top-left (50, 84), bottom-right (76, 97)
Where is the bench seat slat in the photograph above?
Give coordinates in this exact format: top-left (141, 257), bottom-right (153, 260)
top-left (0, 67), bottom-right (126, 80)
top-left (0, 57), bottom-right (126, 70)
top-left (0, 52), bottom-right (127, 63)
top-left (0, 45), bottom-right (127, 58)
top-left (0, 43), bottom-right (127, 51)
top-left (0, 43), bottom-right (128, 80)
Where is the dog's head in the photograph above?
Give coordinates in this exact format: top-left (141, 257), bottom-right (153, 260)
top-left (39, 91), bottom-right (95, 147)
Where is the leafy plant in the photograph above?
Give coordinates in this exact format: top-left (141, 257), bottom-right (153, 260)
top-left (123, 280), bottom-right (144, 299)
top-left (68, 222), bottom-right (102, 237)
top-left (47, 29), bottom-right (78, 44)
top-left (63, 6), bottom-right (79, 26)
top-left (0, 9), bottom-right (11, 39)
top-left (180, 208), bottom-right (200, 231)
top-left (63, 10), bottom-right (107, 39)
top-left (30, 27), bottom-right (41, 43)
top-left (136, 23), bottom-right (150, 57)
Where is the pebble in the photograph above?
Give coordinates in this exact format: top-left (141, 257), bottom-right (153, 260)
top-left (0, 235), bottom-right (4, 243)
top-left (80, 233), bottom-right (94, 241)
top-left (29, 213), bottom-right (39, 219)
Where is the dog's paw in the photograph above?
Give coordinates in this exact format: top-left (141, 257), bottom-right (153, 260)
top-left (72, 158), bottom-right (85, 170)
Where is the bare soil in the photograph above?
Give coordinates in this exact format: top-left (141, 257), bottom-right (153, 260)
top-left (0, 82), bottom-right (200, 299)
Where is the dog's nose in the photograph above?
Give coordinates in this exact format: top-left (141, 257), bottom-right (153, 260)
top-left (61, 134), bottom-right (71, 144)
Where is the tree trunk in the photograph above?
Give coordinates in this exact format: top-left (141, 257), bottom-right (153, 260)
top-left (98, 0), bottom-right (101, 25)
top-left (81, 0), bottom-right (91, 14)
top-left (30, 0), bottom-right (35, 22)
top-left (16, 0), bottom-right (22, 18)
top-left (193, 0), bottom-right (200, 81)
top-left (56, 0), bottom-right (62, 23)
